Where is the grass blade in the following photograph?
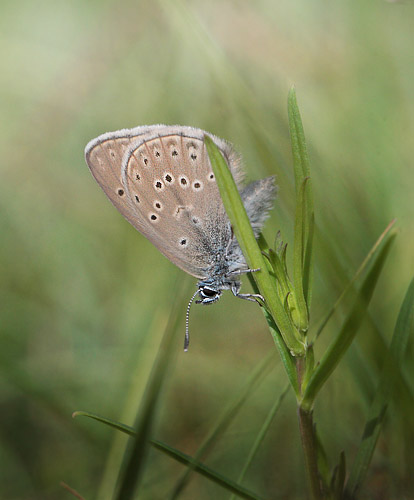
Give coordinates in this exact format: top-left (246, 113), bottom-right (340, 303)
top-left (345, 278), bottom-right (414, 498)
top-left (73, 412), bottom-right (265, 500)
top-left (314, 428), bottom-right (330, 491)
top-left (263, 309), bottom-right (299, 395)
top-left (288, 87), bottom-right (314, 311)
top-left (315, 219), bottom-right (396, 339)
top-left (301, 233), bottom-right (396, 410)
top-left (265, 249), bottom-right (290, 298)
top-left (303, 212), bottom-right (315, 309)
top-left (331, 451), bottom-right (346, 500)
top-left (288, 87), bottom-right (311, 184)
top-left (114, 285), bottom-right (185, 500)
top-left (229, 383), bottom-right (290, 500)
top-left (247, 273), bottom-right (299, 395)
top-left (205, 135), bottom-right (305, 356)
top-left (152, 440), bottom-right (266, 500)
top-left (169, 352), bottom-right (274, 498)
top-left (389, 277), bottom-right (414, 360)
top-left (292, 177), bottom-right (311, 331)
top-left (72, 411), bottom-right (136, 436)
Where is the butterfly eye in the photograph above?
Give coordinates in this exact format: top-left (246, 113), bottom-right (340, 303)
top-left (201, 287), bottom-right (218, 298)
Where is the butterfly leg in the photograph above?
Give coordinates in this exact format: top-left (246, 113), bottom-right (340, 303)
top-left (236, 292), bottom-right (264, 303)
top-left (231, 283), bottom-right (264, 304)
top-left (228, 267), bottom-right (261, 277)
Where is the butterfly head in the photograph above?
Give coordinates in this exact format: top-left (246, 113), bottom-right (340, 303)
top-left (184, 275), bottom-right (240, 351)
top-left (195, 271), bottom-right (242, 305)
top-left (196, 284), bottom-right (222, 305)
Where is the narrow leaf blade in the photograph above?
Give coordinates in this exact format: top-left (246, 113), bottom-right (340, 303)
top-left (303, 212), bottom-right (315, 309)
top-left (302, 233), bottom-right (396, 410)
top-left (288, 88), bottom-right (314, 317)
top-left (331, 451), bottom-right (346, 500)
top-left (73, 411), bottom-right (136, 436)
top-left (205, 135), bottom-right (305, 356)
top-left (114, 286), bottom-right (186, 500)
top-left (151, 440), bottom-right (265, 500)
top-left (292, 177), bottom-right (310, 331)
top-left (288, 87), bottom-right (311, 187)
top-left (345, 278), bottom-right (414, 497)
top-left (315, 219), bottom-right (396, 339)
top-left (170, 351), bottom-right (274, 498)
top-left (229, 384), bottom-right (290, 500)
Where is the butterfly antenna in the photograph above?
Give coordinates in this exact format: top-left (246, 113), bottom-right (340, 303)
top-left (184, 289), bottom-right (200, 352)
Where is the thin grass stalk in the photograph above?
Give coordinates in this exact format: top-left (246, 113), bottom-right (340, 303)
top-left (229, 383), bottom-right (290, 500)
top-left (169, 352), bottom-right (274, 499)
top-left (114, 280), bottom-right (187, 500)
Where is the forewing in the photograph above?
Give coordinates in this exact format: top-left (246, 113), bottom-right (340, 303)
top-left (85, 125), bottom-right (241, 279)
top-left (85, 125), bottom-right (154, 232)
top-left (122, 133), bottom-right (232, 278)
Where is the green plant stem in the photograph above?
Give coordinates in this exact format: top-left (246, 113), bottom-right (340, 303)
top-left (297, 358), bottom-right (322, 500)
top-left (205, 135), bottom-right (306, 356)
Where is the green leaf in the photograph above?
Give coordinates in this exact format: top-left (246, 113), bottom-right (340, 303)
top-left (152, 440), bottom-right (266, 500)
top-left (247, 273), bottom-right (299, 395)
top-left (73, 414), bottom-right (266, 500)
top-left (389, 277), bottom-right (414, 360)
top-left (257, 233), bottom-right (271, 253)
top-left (315, 219), bottom-right (396, 339)
top-left (303, 212), bottom-right (315, 309)
top-left (292, 177), bottom-right (311, 331)
top-left (303, 343), bottom-right (315, 389)
top-left (169, 351), bottom-right (274, 498)
top-left (288, 87), bottom-right (311, 187)
top-left (331, 451), bottom-right (346, 500)
top-left (280, 242), bottom-right (288, 275)
top-left (345, 277), bottom-right (414, 498)
top-left (229, 383), bottom-right (290, 500)
top-left (204, 135), bottom-right (305, 356)
top-left (113, 287), bottom-right (185, 500)
top-left (266, 248), bottom-right (290, 298)
top-left (288, 87), bottom-right (314, 311)
top-left (73, 411), bottom-right (136, 436)
top-left (263, 308), bottom-right (299, 396)
top-left (301, 233), bottom-right (396, 410)
top-left (315, 428), bottom-right (330, 492)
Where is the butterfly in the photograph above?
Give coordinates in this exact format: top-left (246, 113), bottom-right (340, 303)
top-left (85, 125), bottom-right (276, 349)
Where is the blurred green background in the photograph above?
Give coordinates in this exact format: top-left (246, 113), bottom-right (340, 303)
top-left (1, 0), bottom-right (413, 498)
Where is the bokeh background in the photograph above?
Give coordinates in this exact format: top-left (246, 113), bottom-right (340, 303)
top-left (1, 0), bottom-right (413, 498)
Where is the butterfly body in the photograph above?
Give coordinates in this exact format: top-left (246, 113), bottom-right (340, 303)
top-left (85, 125), bottom-right (276, 348)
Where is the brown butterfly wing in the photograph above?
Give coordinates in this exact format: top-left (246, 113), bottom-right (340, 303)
top-left (85, 125), bottom-right (243, 278)
top-left (84, 126), bottom-right (155, 233)
top-left (122, 133), bottom-right (235, 278)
